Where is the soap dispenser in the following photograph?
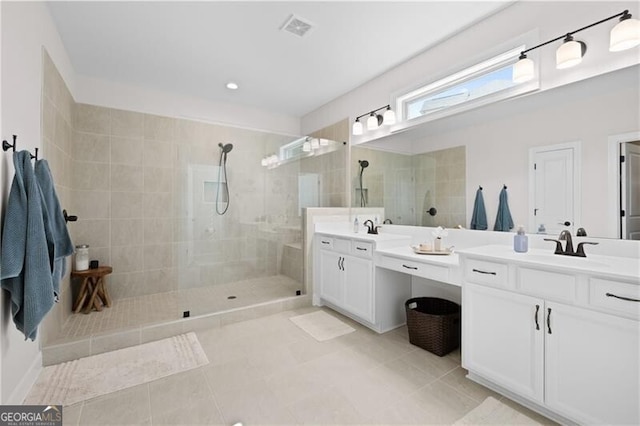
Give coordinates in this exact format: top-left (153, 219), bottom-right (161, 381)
top-left (514, 225), bottom-right (528, 253)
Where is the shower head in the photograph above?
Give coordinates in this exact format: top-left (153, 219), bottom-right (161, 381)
top-left (359, 160), bottom-right (369, 169)
top-left (218, 143), bottom-right (234, 154)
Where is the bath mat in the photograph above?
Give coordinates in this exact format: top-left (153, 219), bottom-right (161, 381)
top-left (453, 396), bottom-right (543, 425)
top-left (290, 310), bottom-right (355, 341)
top-left (25, 332), bottom-right (208, 406)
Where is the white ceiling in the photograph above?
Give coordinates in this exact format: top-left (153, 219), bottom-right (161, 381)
top-left (47, 1), bottom-right (512, 117)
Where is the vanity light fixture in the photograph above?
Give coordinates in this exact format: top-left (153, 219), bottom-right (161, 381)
top-left (513, 9), bottom-right (640, 83)
top-left (352, 105), bottom-right (396, 135)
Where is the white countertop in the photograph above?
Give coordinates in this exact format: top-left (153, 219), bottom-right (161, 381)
top-left (316, 230), bottom-right (411, 243)
top-left (458, 245), bottom-right (640, 282)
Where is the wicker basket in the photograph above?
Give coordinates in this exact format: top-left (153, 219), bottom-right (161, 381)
top-left (405, 297), bottom-right (461, 356)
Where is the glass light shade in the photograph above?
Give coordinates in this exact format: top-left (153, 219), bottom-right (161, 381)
top-left (310, 138), bottom-right (320, 150)
top-left (513, 57), bottom-right (535, 83)
top-left (261, 158), bottom-right (268, 166)
top-left (302, 142), bottom-right (311, 152)
top-left (383, 108), bottom-right (396, 125)
top-left (556, 39), bottom-right (584, 69)
top-left (367, 114), bottom-right (379, 130)
top-left (319, 138), bottom-right (329, 146)
top-left (352, 120), bottom-right (363, 135)
top-left (610, 17), bottom-right (640, 52)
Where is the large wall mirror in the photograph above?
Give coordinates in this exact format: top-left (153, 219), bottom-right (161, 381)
top-left (348, 65), bottom-right (640, 239)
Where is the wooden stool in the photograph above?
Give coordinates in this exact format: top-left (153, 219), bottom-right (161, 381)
top-left (71, 266), bottom-right (113, 314)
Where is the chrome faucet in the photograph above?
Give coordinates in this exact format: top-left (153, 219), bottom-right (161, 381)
top-left (363, 220), bottom-right (380, 235)
top-left (544, 230), bottom-right (598, 257)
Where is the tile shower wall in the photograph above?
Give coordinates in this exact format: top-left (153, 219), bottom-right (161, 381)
top-left (350, 145), bottom-right (465, 228)
top-left (39, 51), bottom-right (75, 344)
top-left (71, 105), bottom-right (304, 300)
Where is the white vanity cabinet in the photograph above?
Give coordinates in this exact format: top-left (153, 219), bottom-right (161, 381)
top-left (460, 246), bottom-right (640, 425)
top-left (314, 232), bottom-right (412, 332)
top-left (316, 235), bottom-right (374, 323)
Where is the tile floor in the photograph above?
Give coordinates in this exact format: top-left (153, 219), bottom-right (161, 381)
top-left (59, 275), bottom-right (301, 339)
top-left (59, 306), bottom-right (555, 426)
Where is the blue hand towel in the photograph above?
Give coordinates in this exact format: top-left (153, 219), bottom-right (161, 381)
top-left (1, 151), bottom-right (55, 340)
top-left (470, 188), bottom-right (488, 230)
top-left (494, 187), bottom-right (514, 232)
top-left (35, 159), bottom-right (74, 298)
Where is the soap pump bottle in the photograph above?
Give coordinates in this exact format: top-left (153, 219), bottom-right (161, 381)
top-left (353, 216), bottom-right (359, 233)
top-left (514, 225), bottom-right (528, 253)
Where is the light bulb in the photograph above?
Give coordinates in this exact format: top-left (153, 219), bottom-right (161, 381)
top-left (513, 55), bottom-right (535, 83)
top-left (261, 158), bottom-right (268, 166)
top-left (302, 142), bottom-right (311, 152)
top-left (352, 119), bottom-right (363, 135)
top-left (319, 138), bottom-right (329, 146)
top-left (383, 108), bottom-right (396, 125)
top-left (367, 113), bottom-right (379, 130)
top-left (610, 16), bottom-right (640, 52)
top-left (310, 138), bottom-right (320, 150)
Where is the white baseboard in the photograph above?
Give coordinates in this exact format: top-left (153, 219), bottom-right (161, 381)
top-left (6, 351), bottom-right (42, 405)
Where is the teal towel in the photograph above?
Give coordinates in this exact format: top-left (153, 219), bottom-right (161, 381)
top-left (35, 159), bottom-right (74, 298)
top-left (494, 187), bottom-right (514, 232)
top-left (470, 188), bottom-right (488, 230)
top-left (1, 151), bottom-right (55, 340)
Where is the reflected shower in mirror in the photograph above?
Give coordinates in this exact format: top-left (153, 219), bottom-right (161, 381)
top-left (351, 145), bottom-right (465, 227)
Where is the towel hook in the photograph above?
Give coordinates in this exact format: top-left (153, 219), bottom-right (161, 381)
top-left (2, 135), bottom-right (17, 152)
top-left (503, 184), bottom-right (507, 189)
top-left (30, 148), bottom-right (39, 161)
top-left (63, 209), bottom-right (78, 223)
top-left (479, 185), bottom-right (483, 190)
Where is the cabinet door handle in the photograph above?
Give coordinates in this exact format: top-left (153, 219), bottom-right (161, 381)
top-left (606, 292), bottom-right (640, 302)
top-left (356, 247), bottom-right (367, 251)
top-left (472, 268), bottom-right (496, 275)
top-left (402, 264), bottom-right (418, 270)
top-left (340, 257), bottom-right (345, 271)
top-left (546, 308), bottom-right (552, 334)
top-left (534, 304), bottom-right (540, 330)
top-left (321, 240), bottom-right (330, 245)
top-left (337, 257), bottom-right (342, 271)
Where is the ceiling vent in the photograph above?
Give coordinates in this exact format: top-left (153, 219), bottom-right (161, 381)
top-left (281, 14), bottom-right (315, 38)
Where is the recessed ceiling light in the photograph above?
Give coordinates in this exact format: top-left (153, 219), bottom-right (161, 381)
top-left (226, 82), bottom-right (239, 90)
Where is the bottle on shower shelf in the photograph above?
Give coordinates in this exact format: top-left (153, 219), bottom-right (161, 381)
top-left (354, 216), bottom-right (359, 233)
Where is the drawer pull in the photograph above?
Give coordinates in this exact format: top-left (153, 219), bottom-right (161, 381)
top-left (356, 247), bottom-right (368, 251)
top-left (547, 308), bottom-right (552, 334)
top-left (402, 264), bottom-right (418, 270)
top-left (606, 292), bottom-right (640, 303)
top-left (472, 268), bottom-right (497, 275)
top-left (535, 304), bottom-right (540, 330)
top-left (321, 241), bottom-right (330, 245)
top-left (339, 257), bottom-right (345, 271)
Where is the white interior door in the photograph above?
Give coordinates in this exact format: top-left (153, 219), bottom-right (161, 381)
top-left (530, 144), bottom-right (578, 236)
top-left (622, 142), bottom-right (640, 240)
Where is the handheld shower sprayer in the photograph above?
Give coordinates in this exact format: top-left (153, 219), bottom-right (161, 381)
top-left (358, 160), bottom-right (369, 207)
top-left (216, 142), bottom-right (234, 215)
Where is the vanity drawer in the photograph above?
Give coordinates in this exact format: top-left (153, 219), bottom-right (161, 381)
top-left (317, 236), bottom-right (334, 250)
top-left (464, 259), bottom-right (508, 288)
top-left (517, 267), bottom-right (576, 303)
top-left (351, 240), bottom-right (373, 258)
top-left (379, 255), bottom-right (449, 282)
top-left (589, 278), bottom-right (640, 319)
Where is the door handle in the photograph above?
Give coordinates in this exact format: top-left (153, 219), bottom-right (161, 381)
top-left (546, 308), bottom-right (552, 334)
top-left (534, 304), bottom-right (540, 330)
